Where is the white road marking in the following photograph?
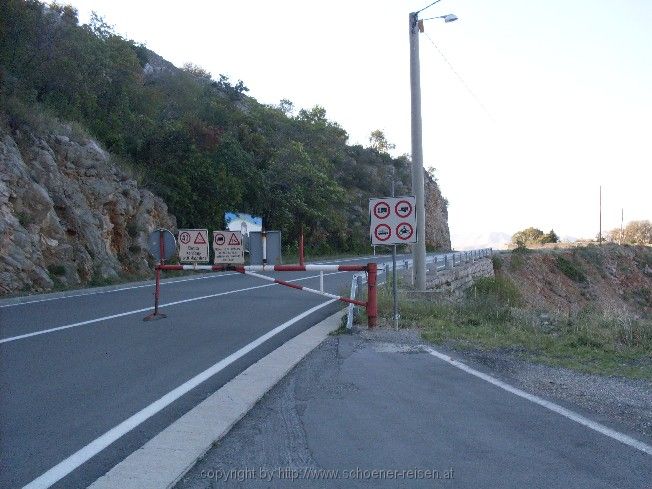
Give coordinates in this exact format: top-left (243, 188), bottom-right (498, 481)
top-left (425, 346), bottom-right (652, 456)
top-left (313, 254), bottom-right (391, 264)
top-left (22, 299), bottom-right (337, 489)
top-left (0, 272), bottom-right (344, 344)
top-left (0, 273), bottom-right (239, 309)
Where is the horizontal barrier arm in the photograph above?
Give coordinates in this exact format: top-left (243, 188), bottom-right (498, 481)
top-left (157, 264), bottom-right (226, 271)
top-left (234, 268), bottom-right (366, 307)
top-left (156, 264), bottom-right (367, 273)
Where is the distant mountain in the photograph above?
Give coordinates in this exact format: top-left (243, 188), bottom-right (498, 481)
top-left (451, 231), bottom-right (512, 251)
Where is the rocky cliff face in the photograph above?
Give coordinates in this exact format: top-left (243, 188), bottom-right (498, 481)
top-left (424, 172), bottom-right (451, 251)
top-left (0, 122), bottom-right (176, 295)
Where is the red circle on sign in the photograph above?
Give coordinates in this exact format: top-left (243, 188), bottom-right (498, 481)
top-left (395, 200), bottom-right (413, 218)
top-left (214, 234), bottom-right (225, 245)
top-left (179, 232), bottom-right (191, 244)
top-left (373, 201), bottom-right (391, 219)
top-left (396, 222), bottom-right (414, 240)
top-left (374, 224), bottom-right (392, 242)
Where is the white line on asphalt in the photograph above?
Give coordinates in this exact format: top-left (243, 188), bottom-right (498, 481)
top-left (425, 346), bottom-right (652, 456)
top-left (22, 299), bottom-right (338, 489)
top-left (314, 255), bottom-right (387, 263)
top-left (0, 272), bottom-right (345, 344)
top-left (0, 273), bottom-right (240, 309)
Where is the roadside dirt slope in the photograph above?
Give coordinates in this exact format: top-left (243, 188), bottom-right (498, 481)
top-left (496, 244), bottom-right (652, 318)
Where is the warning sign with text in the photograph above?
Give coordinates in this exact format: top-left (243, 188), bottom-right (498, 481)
top-left (369, 196), bottom-right (417, 245)
top-left (178, 229), bottom-right (209, 263)
top-left (213, 231), bottom-right (244, 264)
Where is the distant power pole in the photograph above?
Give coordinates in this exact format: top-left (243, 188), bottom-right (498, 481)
top-left (598, 185), bottom-right (602, 246)
top-left (409, 11), bottom-right (427, 291)
top-left (620, 208), bottom-right (624, 245)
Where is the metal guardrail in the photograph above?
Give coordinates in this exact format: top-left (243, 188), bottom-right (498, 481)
top-left (346, 248), bottom-right (493, 329)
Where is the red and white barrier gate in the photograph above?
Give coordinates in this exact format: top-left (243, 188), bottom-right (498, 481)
top-left (144, 262), bottom-right (378, 327)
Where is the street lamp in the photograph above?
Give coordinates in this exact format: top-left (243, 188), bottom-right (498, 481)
top-left (409, 8), bottom-right (457, 291)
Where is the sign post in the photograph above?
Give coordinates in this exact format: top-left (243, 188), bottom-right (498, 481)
top-left (369, 194), bottom-right (417, 329)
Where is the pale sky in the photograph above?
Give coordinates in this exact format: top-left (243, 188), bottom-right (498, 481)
top-left (67, 0), bottom-right (651, 248)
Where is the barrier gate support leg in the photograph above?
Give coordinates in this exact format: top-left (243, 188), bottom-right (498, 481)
top-left (144, 266), bottom-right (167, 321)
top-left (144, 229), bottom-right (167, 321)
top-left (367, 262), bottom-right (378, 328)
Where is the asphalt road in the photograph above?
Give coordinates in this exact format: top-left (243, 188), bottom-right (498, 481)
top-left (178, 332), bottom-right (652, 489)
top-left (0, 255), bottom-right (391, 489)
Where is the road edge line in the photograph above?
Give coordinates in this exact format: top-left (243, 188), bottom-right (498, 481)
top-left (86, 308), bottom-right (346, 489)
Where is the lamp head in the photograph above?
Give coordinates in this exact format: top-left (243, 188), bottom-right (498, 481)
top-left (443, 14), bottom-right (458, 23)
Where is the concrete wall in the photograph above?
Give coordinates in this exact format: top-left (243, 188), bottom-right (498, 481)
top-left (413, 256), bottom-right (495, 299)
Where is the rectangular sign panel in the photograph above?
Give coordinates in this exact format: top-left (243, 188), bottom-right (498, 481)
top-left (213, 230), bottom-right (245, 264)
top-left (249, 231), bottom-right (282, 265)
top-left (369, 196), bottom-right (417, 245)
top-left (178, 229), bottom-right (209, 263)
top-left (224, 212), bottom-right (262, 236)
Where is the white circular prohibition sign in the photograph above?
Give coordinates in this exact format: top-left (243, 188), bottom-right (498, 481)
top-left (373, 201), bottom-right (391, 219)
top-left (396, 222), bottom-right (414, 240)
top-left (374, 223), bottom-right (392, 241)
top-left (395, 200), bottom-right (413, 218)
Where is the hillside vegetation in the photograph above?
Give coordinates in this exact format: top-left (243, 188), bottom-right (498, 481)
top-left (0, 0), bottom-right (450, 256)
top-left (378, 245), bottom-right (652, 378)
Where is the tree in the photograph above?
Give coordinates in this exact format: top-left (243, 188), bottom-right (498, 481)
top-left (277, 98), bottom-right (294, 115)
top-left (369, 129), bottom-right (395, 154)
top-left (0, 0), bottom-right (435, 255)
top-left (297, 105), bottom-right (328, 125)
top-left (623, 220), bottom-right (652, 245)
top-left (540, 229), bottom-right (559, 244)
top-left (182, 62), bottom-right (212, 80)
top-left (511, 227), bottom-right (544, 246)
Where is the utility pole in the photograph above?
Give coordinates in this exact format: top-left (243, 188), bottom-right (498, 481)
top-left (599, 185), bottom-right (602, 246)
top-left (391, 179), bottom-right (399, 330)
top-left (620, 208), bottom-right (624, 245)
top-left (409, 11), bottom-right (427, 291)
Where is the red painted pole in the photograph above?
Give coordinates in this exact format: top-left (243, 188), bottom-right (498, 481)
top-left (154, 230), bottom-right (165, 316)
top-left (367, 263), bottom-right (378, 328)
top-left (153, 267), bottom-right (161, 315)
top-left (144, 230), bottom-right (167, 321)
top-left (299, 226), bottom-right (305, 266)
top-left (155, 230), bottom-right (163, 314)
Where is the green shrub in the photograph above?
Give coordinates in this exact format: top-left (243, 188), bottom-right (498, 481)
top-left (510, 249), bottom-right (527, 271)
top-left (469, 276), bottom-right (522, 306)
top-left (126, 221), bottom-right (139, 238)
top-left (556, 256), bottom-right (587, 283)
top-left (17, 212), bottom-right (35, 227)
top-left (47, 265), bottom-right (66, 276)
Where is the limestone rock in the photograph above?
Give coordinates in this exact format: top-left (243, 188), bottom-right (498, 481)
top-left (0, 122), bottom-right (176, 295)
top-left (424, 171), bottom-right (451, 251)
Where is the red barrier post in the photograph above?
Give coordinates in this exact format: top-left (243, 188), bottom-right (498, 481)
top-left (299, 225), bottom-right (305, 267)
top-left (144, 230), bottom-right (167, 321)
top-left (153, 267), bottom-right (161, 312)
top-left (367, 262), bottom-right (378, 328)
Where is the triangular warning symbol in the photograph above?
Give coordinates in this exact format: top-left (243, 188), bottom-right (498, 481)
top-left (228, 233), bottom-right (241, 246)
top-left (194, 233), bottom-right (207, 244)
